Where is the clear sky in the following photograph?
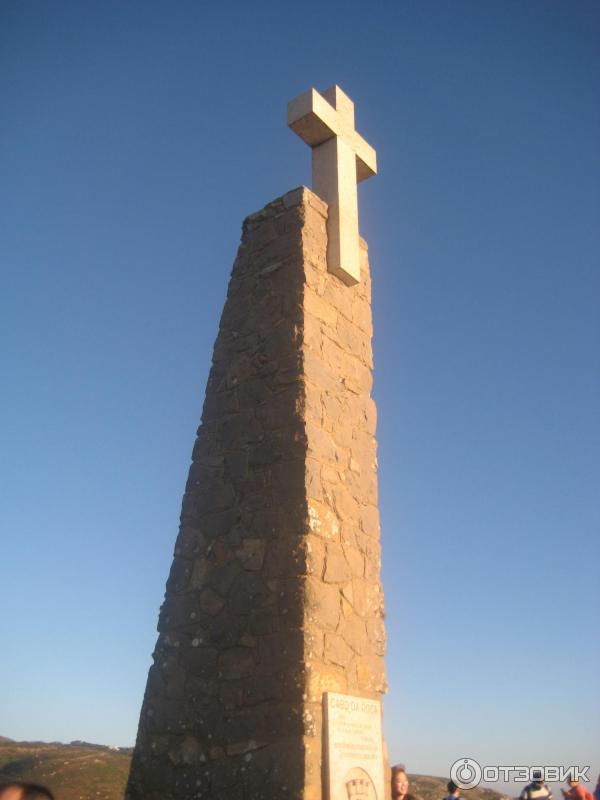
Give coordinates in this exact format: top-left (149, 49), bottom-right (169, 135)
top-left (2, 0), bottom-right (599, 792)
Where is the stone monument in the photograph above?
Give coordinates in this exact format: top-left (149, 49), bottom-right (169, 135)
top-left (126, 85), bottom-right (388, 800)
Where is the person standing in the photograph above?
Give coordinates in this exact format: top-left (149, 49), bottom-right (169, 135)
top-left (520, 771), bottom-right (554, 800)
top-left (391, 764), bottom-right (417, 800)
top-left (563, 773), bottom-right (596, 800)
top-left (445, 780), bottom-right (462, 800)
top-left (562, 774), bottom-right (589, 800)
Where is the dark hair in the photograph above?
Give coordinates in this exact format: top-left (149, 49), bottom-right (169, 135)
top-left (448, 781), bottom-right (459, 794)
top-left (0, 782), bottom-right (55, 800)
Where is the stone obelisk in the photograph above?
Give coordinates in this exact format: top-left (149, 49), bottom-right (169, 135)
top-left (126, 85), bottom-right (387, 800)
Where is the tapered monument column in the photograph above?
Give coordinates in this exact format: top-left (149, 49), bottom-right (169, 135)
top-left (127, 88), bottom-right (386, 800)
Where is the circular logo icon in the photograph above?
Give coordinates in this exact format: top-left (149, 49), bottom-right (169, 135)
top-left (450, 758), bottom-right (482, 789)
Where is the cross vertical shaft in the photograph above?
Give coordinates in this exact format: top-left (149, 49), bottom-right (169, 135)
top-left (288, 85), bottom-right (377, 286)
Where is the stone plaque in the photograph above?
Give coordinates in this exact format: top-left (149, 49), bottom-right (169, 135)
top-left (324, 692), bottom-right (385, 800)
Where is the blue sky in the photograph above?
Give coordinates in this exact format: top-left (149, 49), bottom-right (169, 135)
top-left (1, 0), bottom-right (599, 790)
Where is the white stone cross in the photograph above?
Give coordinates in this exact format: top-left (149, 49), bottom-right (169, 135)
top-left (288, 85), bottom-right (377, 286)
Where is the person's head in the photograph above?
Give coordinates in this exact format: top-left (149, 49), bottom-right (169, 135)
top-left (567, 774), bottom-right (579, 787)
top-left (532, 771), bottom-right (544, 787)
top-left (391, 765), bottom-right (409, 798)
top-left (447, 780), bottom-right (460, 796)
top-left (0, 783), bottom-right (55, 800)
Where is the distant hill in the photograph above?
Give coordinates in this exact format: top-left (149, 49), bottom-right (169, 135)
top-left (0, 738), bottom-right (131, 800)
top-left (0, 738), bottom-right (511, 800)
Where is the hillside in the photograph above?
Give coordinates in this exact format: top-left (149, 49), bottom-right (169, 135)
top-left (0, 739), bottom-right (131, 800)
top-left (0, 738), bottom-right (510, 800)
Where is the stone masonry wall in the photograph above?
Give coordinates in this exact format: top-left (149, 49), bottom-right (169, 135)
top-left (299, 191), bottom-right (387, 799)
top-left (126, 187), bottom-right (386, 800)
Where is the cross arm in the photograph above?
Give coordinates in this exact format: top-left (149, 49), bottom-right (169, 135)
top-left (288, 89), bottom-right (377, 183)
